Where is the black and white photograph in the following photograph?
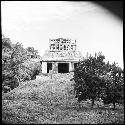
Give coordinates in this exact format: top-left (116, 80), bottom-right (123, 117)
top-left (2, 1), bottom-right (124, 124)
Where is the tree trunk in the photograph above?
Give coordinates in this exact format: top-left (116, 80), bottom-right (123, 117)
top-left (91, 98), bottom-right (95, 108)
top-left (113, 102), bottom-right (116, 110)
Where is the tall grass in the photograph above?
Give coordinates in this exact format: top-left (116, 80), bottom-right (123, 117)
top-left (2, 73), bottom-right (124, 124)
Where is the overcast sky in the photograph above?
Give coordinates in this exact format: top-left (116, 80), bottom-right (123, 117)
top-left (1, 1), bottom-right (123, 69)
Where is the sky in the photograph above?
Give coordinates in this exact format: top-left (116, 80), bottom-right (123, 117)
top-left (1, 1), bottom-right (123, 69)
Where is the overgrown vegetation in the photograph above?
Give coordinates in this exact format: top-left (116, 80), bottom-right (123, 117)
top-left (2, 35), bottom-right (42, 93)
top-left (73, 52), bottom-right (124, 109)
top-left (2, 35), bottom-right (124, 124)
top-left (2, 73), bottom-right (124, 124)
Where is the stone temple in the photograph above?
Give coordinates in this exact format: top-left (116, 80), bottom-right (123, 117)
top-left (41, 38), bottom-right (82, 73)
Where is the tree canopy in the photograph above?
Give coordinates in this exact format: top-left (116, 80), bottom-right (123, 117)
top-left (2, 35), bottom-right (41, 93)
top-left (73, 52), bottom-right (124, 109)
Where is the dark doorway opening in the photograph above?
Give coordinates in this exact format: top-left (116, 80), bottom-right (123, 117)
top-left (47, 63), bottom-right (52, 73)
top-left (58, 63), bottom-right (69, 73)
top-left (74, 63), bottom-right (78, 69)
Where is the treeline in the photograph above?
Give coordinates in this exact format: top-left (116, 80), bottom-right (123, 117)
top-left (2, 35), bottom-right (42, 93)
top-left (73, 52), bottom-right (124, 109)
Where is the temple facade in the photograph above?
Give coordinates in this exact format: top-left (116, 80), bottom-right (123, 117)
top-left (41, 38), bottom-right (83, 73)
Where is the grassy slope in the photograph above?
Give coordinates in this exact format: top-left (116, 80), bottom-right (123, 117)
top-left (2, 73), bottom-right (124, 124)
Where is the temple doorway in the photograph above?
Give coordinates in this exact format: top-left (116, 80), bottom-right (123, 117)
top-left (58, 63), bottom-right (69, 73)
top-left (47, 63), bottom-right (52, 73)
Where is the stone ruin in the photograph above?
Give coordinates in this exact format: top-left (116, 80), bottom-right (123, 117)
top-left (41, 38), bottom-right (83, 74)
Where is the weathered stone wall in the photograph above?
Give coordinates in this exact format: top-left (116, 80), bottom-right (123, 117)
top-left (41, 38), bottom-right (82, 73)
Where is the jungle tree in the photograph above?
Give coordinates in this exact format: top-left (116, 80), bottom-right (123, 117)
top-left (101, 62), bottom-right (124, 109)
top-left (73, 52), bottom-right (106, 107)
